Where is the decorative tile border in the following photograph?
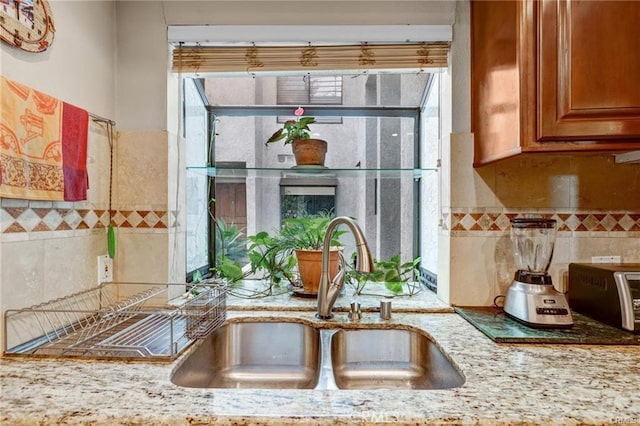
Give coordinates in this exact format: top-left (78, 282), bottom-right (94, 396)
top-left (111, 210), bottom-right (173, 229)
top-left (4, 205), bottom-right (636, 237)
top-left (1, 206), bottom-right (176, 234)
top-left (446, 210), bottom-right (640, 236)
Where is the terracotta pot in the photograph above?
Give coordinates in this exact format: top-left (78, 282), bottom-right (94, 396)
top-left (295, 248), bottom-right (341, 294)
top-left (291, 138), bottom-right (327, 167)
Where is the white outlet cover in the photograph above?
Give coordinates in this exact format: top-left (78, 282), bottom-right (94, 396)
top-left (591, 256), bottom-right (622, 263)
top-left (98, 255), bottom-right (113, 283)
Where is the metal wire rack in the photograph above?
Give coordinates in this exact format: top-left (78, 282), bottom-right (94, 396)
top-left (184, 286), bottom-right (227, 339)
top-left (3, 282), bottom-right (226, 361)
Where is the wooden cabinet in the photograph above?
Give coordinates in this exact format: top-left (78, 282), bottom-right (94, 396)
top-left (471, 0), bottom-right (640, 167)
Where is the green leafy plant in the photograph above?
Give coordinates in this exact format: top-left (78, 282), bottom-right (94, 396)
top-left (206, 218), bottom-right (249, 285)
top-left (243, 211), bottom-right (345, 295)
top-left (265, 106), bottom-right (316, 146)
top-left (345, 252), bottom-right (384, 295)
top-left (375, 255), bottom-right (422, 296)
top-left (210, 256), bottom-right (246, 285)
top-left (345, 254), bottom-right (422, 297)
top-left (214, 218), bottom-right (248, 265)
top-left (278, 210), bottom-right (345, 251)
top-left (247, 231), bottom-right (297, 286)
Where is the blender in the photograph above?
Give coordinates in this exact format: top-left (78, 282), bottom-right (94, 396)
top-left (503, 218), bottom-right (573, 328)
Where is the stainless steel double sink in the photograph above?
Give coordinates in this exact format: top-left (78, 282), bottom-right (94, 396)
top-left (171, 319), bottom-right (465, 390)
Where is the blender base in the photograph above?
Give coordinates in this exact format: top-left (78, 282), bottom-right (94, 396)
top-left (504, 280), bottom-right (574, 328)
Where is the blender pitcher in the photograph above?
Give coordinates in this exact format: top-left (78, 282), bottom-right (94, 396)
top-left (503, 217), bottom-right (573, 328)
top-left (511, 218), bottom-right (557, 276)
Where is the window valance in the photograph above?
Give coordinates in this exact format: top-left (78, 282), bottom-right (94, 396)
top-left (172, 43), bottom-right (450, 75)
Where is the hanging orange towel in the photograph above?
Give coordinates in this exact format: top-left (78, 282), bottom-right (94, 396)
top-left (0, 76), bottom-right (88, 201)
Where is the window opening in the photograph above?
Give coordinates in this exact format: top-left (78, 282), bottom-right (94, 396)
top-left (184, 71), bottom-right (440, 289)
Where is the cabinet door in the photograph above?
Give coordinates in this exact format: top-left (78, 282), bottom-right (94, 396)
top-left (538, 0), bottom-right (640, 141)
top-left (471, 0), bottom-right (534, 165)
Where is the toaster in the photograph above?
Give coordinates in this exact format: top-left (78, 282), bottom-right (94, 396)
top-left (568, 263), bottom-right (640, 333)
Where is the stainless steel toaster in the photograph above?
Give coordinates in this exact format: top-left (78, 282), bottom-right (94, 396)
top-left (568, 263), bottom-right (640, 333)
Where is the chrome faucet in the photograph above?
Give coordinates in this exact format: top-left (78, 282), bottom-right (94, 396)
top-left (317, 216), bottom-right (374, 319)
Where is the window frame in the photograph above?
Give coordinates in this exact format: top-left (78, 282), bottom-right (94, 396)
top-left (207, 104), bottom-right (423, 260)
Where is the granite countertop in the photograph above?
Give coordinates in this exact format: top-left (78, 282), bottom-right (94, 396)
top-left (225, 280), bottom-right (454, 313)
top-left (2, 289), bottom-right (640, 425)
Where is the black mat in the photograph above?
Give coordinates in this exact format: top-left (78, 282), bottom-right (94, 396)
top-left (455, 307), bottom-right (639, 345)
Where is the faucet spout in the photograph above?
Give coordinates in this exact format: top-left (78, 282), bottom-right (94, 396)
top-left (317, 217), bottom-right (373, 319)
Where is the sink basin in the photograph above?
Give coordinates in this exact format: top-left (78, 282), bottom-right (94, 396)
top-left (171, 321), bottom-right (320, 389)
top-left (171, 320), bottom-right (464, 390)
top-left (330, 328), bottom-right (465, 390)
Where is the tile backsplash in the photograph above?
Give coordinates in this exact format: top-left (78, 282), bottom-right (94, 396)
top-left (1, 201), bottom-right (175, 242)
top-left (443, 207), bottom-right (640, 307)
top-left (441, 133), bottom-right (640, 306)
top-left (447, 209), bottom-right (640, 235)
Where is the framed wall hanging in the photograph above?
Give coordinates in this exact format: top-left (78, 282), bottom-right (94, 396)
top-left (0, 0), bottom-right (55, 53)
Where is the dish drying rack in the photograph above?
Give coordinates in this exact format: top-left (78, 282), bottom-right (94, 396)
top-left (3, 282), bottom-right (226, 361)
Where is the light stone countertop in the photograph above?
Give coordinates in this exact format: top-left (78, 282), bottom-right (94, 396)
top-left (1, 289), bottom-right (640, 425)
top-left (225, 279), bottom-right (454, 313)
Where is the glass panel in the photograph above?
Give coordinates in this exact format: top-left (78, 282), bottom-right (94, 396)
top-left (204, 74), bottom-right (429, 107)
top-left (277, 75), bottom-right (342, 123)
top-left (281, 186), bottom-right (337, 221)
top-left (213, 180), bottom-right (249, 266)
top-left (309, 76), bottom-right (342, 105)
top-left (212, 114), bottom-right (417, 264)
top-left (277, 76), bottom-right (310, 105)
top-left (184, 80), bottom-right (210, 276)
top-left (420, 72), bottom-right (440, 276)
top-left (214, 116), bottom-right (415, 169)
top-left (185, 71), bottom-right (440, 285)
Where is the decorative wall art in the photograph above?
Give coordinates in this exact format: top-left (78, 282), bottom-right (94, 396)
top-left (0, 0), bottom-right (55, 52)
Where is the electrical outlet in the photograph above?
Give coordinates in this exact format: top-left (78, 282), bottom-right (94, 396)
top-left (591, 255), bottom-right (621, 264)
top-left (98, 255), bottom-right (113, 283)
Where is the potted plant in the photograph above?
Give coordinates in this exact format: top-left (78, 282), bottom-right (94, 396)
top-left (265, 106), bottom-right (328, 167)
top-left (278, 211), bottom-right (346, 295)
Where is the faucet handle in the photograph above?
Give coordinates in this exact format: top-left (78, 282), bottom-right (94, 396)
top-left (380, 300), bottom-right (392, 320)
top-left (348, 301), bottom-right (361, 321)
